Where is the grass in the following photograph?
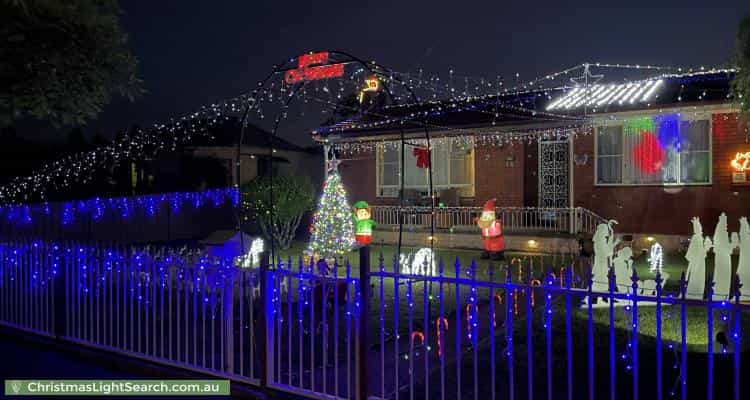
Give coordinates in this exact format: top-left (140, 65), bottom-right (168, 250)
top-left (261, 240), bottom-right (747, 397)
top-left (274, 240), bottom-right (578, 281)
top-left (584, 304), bottom-right (750, 353)
top-left (270, 240), bottom-right (749, 350)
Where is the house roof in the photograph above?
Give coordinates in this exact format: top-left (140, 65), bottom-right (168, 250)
top-left (313, 69), bottom-right (736, 142)
top-left (191, 118), bottom-right (306, 152)
top-left (240, 124), bottom-right (304, 152)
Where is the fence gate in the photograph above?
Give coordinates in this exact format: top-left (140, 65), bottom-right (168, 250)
top-left (538, 139), bottom-right (570, 208)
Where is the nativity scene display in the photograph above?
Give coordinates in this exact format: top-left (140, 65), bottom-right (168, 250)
top-left (588, 212), bottom-right (750, 305)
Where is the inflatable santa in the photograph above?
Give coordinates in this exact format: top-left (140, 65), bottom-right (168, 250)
top-left (476, 198), bottom-right (505, 260)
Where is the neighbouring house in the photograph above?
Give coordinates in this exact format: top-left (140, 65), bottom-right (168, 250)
top-left (313, 69), bottom-right (749, 252)
top-left (130, 120), bottom-right (323, 193)
top-left (186, 121), bottom-right (324, 187)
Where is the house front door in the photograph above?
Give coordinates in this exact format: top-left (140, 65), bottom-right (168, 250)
top-left (538, 139), bottom-right (570, 208)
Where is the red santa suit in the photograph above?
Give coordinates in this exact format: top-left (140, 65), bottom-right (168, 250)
top-left (482, 219), bottom-right (505, 252)
top-left (478, 198), bottom-right (505, 253)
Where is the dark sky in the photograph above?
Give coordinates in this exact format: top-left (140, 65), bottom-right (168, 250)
top-left (38, 0), bottom-right (750, 144)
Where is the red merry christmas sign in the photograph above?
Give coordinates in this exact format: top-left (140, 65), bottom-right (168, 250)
top-left (284, 52), bottom-right (344, 84)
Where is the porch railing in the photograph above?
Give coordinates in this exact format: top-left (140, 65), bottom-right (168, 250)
top-left (371, 206), bottom-right (608, 235)
top-left (1, 240), bottom-right (745, 400)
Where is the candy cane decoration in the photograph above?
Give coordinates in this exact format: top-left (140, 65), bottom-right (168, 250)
top-left (435, 317), bottom-right (449, 358)
top-left (530, 279), bottom-right (542, 307)
top-left (514, 289), bottom-right (519, 316)
top-left (511, 257), bottom-right (522, 280)
top-left (493, 293), bottom-right (503, 327)
top-left (411, 331), bottom-right (425, 348)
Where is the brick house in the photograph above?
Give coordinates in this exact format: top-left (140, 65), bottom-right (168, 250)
top-left (313, 70), bottom-right (749, 251)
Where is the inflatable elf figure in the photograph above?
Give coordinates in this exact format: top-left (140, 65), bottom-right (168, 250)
top-left (476, 198), bottom-right (505, 260)
top-left (353, 201), bottom-right (375, 246)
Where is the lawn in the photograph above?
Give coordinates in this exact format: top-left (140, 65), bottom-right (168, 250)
top-left (274, 240), bottom-right (580, 281)
top-left (586, 304), bottom-right (750, 352)
top-left (257, 240), bottom-right (746, 398)
top-left (268, 240), bottom-right (748, 351)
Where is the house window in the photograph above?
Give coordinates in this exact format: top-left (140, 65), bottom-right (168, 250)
top-left (376, 141), bottom-right (475, 197)
top-left (595, 117), bottom-right (711, 185)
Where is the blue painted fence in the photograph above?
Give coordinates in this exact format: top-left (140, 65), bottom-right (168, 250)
top-left (0, 240), bottom-right (746, 400)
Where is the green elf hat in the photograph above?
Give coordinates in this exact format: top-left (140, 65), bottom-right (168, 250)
top-left (353, 200), bottom-right (370, 209)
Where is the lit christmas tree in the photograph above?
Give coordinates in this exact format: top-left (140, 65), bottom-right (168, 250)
top-left (307, 166), bottom-right (354, 261)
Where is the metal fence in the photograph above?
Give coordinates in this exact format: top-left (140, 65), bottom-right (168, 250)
top-left (0, 188), bottom-right (238, 243)
top-left (370, 206), bottom-right (608, 235)
top-left (1, 240), bottom-right (746, 400)
top-left (0, 240), bottom-right (262, 384)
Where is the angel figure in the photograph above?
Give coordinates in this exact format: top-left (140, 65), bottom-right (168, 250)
top-left (712, 213), bottom-right (735, 300)
top-left (737, 217), bottom-right (750, 300)
top-left (685, 217), bottom-right (711, 300)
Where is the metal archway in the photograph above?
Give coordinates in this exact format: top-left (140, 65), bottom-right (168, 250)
top-left (236, 50), bottom-right (435, 268)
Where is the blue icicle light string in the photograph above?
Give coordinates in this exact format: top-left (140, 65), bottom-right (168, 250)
top-left (0, 188), bottom-right (238, 228)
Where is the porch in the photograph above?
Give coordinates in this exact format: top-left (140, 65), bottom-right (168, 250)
top-left (371, 205), bottom-right (605, 235)
top-left (368, 205), bottom-right (607, 252)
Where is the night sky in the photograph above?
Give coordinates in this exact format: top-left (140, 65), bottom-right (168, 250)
top-left (47, 0), bottom-right (750, 144)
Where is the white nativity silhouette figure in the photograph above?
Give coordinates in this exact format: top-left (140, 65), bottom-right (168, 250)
top-left (738, 217), bottom-right (750, 300)
top-left (592, 220), bottom-right (619, 295)
top-left (712, 213), bottom-right (735, 300)
top-left (400, 247), bottom-right (436, 276)
top-left (613, 246), bottom-right (633, 293)
top-left (685, 217), bottom-right (711, 300)
top-left (588, 214), bottom-right (747, 306)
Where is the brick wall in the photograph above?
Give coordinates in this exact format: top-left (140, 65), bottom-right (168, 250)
top-left (473, 143), bottom-right (525, 207)
top-left (339, 143), bottom-right (527, 207)
top-left (339, 149), bottom-right (398, 205)
top-left (523, 142), bottom-right (539, 207)
top-left (338, 112), bottom-right (749, 236)
top-left (573, 112), bottom-right (750, 235)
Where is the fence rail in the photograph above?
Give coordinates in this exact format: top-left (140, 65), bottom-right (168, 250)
top-left (0, 188), bottom-right (237, 243)
top-left (1, 240), bottom-right (746, 400)
top-left (370, 206), bottom-right (608, 235)
top-left (0, 240), bottom-right (261, 384)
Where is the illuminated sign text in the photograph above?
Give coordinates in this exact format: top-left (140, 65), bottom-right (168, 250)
top-left (284, 52), bottom-right (344, 84)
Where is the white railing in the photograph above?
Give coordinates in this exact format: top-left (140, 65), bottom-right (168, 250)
top-left (370, 206), bottom-right (607, 235)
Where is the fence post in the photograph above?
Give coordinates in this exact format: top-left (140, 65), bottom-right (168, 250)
top-left (258, 251), bottom-right (271, 391)
top-left (357, 245), bottom-right (371, 400)
top-left (53, 245), bottom-right (66, 338)
top-left (223, 263), bottom-right (234, 374)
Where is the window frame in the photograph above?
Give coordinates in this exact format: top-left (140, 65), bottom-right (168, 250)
top-left (593, 115), bottom-right (713, 187)
top-left (375, 141), bottom-right (475, 198)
